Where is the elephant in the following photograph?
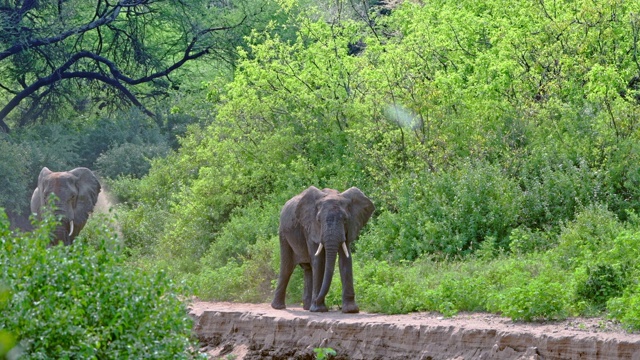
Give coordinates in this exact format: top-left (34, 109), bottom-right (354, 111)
top-left (30, 167), bottom-right (101, 246)
top-left (271, 186), bottom-right (375, 313)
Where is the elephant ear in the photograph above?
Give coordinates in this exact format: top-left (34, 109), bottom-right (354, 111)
top-left (296, 186), bottom-right (326, 245)
top-left (37, 167), bottom-right (53, 190)
top-left (69, 167), bottom-right (101, 225)
top-left (341, 187), bottom-right (375, 243)
top-left (31, 167), bottom-right (52, 214)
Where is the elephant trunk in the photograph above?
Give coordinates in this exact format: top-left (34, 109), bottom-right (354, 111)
top-left (317, 244), bottom-right (339, 301)
top-left (52, 213), bottom-right (75, 246)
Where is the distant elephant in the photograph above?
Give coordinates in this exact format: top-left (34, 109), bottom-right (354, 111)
top-left (271, 186), bottom-right (375, 313)
top-left (30, 167), bottom-right (101, 246)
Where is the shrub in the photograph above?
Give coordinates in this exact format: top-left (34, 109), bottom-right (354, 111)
top-left (354, 260), bottom-right (425, 314)
top-left (0, 284), bottom-right (15, 357)
top-left (198, 200), bottom-right (280, 270)
top-left (497, 279), bottom-right (569, 321)
top-left (517, 158), bottom-right (604, 231)
top-left (76, 111), bottom-right (168, 168)
top-left (191, 236), bottom-right (278, 303)
top-left (508, 226), bottom-right (554, 255)
top-left (0, 209), bottom-right (201, 359)
top-left (430, 274), bottom-right (489, 316)
top-left (95, 142), bottom-right (169, 179)
top-left (555, 204), bottom-right (625, 269)
top-left (575, 263), bottom-right (629, 310)
top-left (0, 137), bottom-right (30, 212)
top-left (358, 160), bottom-right (521, 261)
top-left (607, 285), bottom-right (640, 331)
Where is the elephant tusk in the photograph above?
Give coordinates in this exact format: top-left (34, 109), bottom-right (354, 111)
top-left (68, 220), bottom-right (74, 237)
top-left (314, 243), bottom-right (323, 256)
top-left (342, 242), bottom-right (350, 258)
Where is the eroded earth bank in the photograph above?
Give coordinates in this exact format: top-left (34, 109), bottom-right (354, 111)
top-left (189, 301), bottom-right (640, 360)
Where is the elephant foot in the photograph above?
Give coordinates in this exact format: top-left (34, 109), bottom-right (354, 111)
top-left (303, 296), bottom-right (312, 310)
top-left (310, 303), bottom-right (328, 312)
top-left (271, 300), bottom-right (286, 310)
top-left (341, 302), bottom-right (360, 314)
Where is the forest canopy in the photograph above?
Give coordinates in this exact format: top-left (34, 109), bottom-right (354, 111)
top-left (0, 0), bottom-right (275, 132)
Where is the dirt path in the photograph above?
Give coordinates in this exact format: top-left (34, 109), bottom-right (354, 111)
top-left (189, 301), bottom-right (640, 359)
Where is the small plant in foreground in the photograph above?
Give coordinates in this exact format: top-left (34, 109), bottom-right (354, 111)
top-left (314, 347), bottom-right (337, 360)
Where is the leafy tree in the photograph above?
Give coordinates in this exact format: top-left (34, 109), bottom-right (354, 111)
top-left (0, 0), bottom-right (274, 133)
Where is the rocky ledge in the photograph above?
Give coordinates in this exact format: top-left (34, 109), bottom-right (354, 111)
top-left (189, 301), bottom-right (640, 359)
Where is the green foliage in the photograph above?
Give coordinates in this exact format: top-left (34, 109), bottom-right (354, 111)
top-left (0, 280), bottom-right (16, 358)
top-left (191, 236), bottom-right (278, 302)
top-left (358, 160), bottom-right (521, 261)
top-left (105, 0), bottom-right (640, 326)
top-left (0, 209), bottom-right (200, 359)
top-left (575, 264), bottom-right (629, 310)
top-left (495, 279), bottom-right (569, 322)
top-left (0, 0), bottom-right (276, 131)
top-left (555, 205), bottom-right (626, 269)
top-left (199, 200), bottom-right (280, 270)
top-left (608, 285), bottom-right (640, 331)
top-left (508, 226), bottom-right (553, 255)
top-left (314, 347), bottom-right (337, 360)
top-left (354, 260), bottom-right (423, 314)
top-left (0, 136), bottom-right (30, 212)
top-left (95, 142), bottom-right (169, 179)
top-left (77, 112), bottom-right (170, 178)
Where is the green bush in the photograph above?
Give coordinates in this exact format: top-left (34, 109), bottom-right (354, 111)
top-left (0, 137), bottom-right (30, 212)
top-left (496, 279), bottom-right (569, 322)
top-left (575, 263), bottom-right (629, 310)
top-left (358, 160), bottom-right (521, 261)
top-left (607, 285), bottom-right (640, 331)
top-left (508, 226), bottom-right (554, 255)
top-left (198, 200), bottom-right (280, 270)
top-left (0, 209), bottom-right (201, 359)
top-left (76, 112), bottom-right (168, 169)
top-left (354, 260), bottom-right (424, 314)
top-left (1, 124), bottom-right (81, 214)
top-left (517, 159), bottom-right (604, 232)
top-left (191, 236), bottom-right (278, 302)
top-left (555, 205), bottom-right (626, 269)
top-left (0, 284), bottom-right (15, 357)
top-left (95, 142), bottom-right (169, 179)
top-left (430, 274), bottom-right (489, 316)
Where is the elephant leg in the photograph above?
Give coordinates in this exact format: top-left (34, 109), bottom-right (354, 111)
top-left (271, 239), bottom-right (295, 310)
top-left (311, 251), bottom-right (328, 312)
top-left (339, 250), bottom-right (359, 313)
top-left (300, 263), bottom-right (313, 310)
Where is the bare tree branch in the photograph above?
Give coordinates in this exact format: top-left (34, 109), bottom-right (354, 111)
top-left (0, 2), bottom-right (124, 61)
top-left (0, 0), bottom-right (257, 132)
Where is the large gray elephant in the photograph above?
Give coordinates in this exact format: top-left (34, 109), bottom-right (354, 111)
top-left (30, 167), bottom-right (101, 246)
top-left (271, 186), bottom-right (375, 313)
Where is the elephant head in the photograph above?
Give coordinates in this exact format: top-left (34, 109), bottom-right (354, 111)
top-left (272, 186), bottom-right (374, 313)
top-left (30, 167), bottom-right (101, 246)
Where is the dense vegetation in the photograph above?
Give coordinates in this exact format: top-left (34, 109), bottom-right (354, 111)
top-left (2, 0), bottom-right (640, 355)
top-left (0, 209), bottom-right (201, 358)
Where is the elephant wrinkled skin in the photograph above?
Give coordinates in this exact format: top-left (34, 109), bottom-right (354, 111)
top-left (271, 186), bottom-right (375, 313)
top-left (30, 167), bottom-right (101, 246)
